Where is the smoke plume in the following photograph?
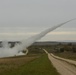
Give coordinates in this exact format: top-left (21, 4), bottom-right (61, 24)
top-left (0, 19), bottom-right (75, 57)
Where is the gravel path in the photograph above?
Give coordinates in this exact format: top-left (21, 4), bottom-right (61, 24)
top-left (43, 49), bottom-right (76, 75)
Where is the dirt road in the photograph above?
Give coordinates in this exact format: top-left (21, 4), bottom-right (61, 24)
top-left (43, 49), bottom-right (76, 75)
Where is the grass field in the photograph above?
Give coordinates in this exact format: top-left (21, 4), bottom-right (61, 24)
top-left (0, 54), bottom-right (60, 75)
top-left (43, 46), bottom-right (76, 61)
top-left (54, 52), bottom-right (76, 61)
top-left (0, 54), bottom-right (39, 74)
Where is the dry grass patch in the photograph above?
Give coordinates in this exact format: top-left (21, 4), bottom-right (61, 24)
top-left (0, 55), bottom-right (39, 73)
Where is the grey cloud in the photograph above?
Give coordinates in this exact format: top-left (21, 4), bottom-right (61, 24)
top-left (0, 0), bottom-right (76, 41)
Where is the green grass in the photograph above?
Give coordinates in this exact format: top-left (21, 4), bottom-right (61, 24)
top-left (0, 54), bottom-right (60, 75)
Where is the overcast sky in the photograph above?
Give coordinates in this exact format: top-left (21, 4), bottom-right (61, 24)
top-left (0, 0), bottom-right (76, 41)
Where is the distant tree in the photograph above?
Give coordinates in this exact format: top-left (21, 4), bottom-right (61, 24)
top-left (68, 43), bottom-right (72, 46)
top-left (72, 46), bottom-right (76, 53)
top-left (60, 48), bottom-right (64, 53)
top-left (64, 45), bottom-right (72, 51)
top-left (58, 43), bottom-right (62, 46)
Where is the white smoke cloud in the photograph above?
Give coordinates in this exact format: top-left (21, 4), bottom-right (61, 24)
top-left (0, 19), bottom-right (75, 58)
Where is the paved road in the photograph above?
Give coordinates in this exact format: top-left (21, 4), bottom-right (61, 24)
top-left (43, 49), bottom-right (76, 75)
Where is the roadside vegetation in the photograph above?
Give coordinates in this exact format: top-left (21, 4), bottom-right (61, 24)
top-left (54, 52), bottom-right (76, 61)
top-left (41, 43), bottom-right (76, 61)
top-left (53, 43), bottom-right (76, 60)
top-left (0, 54), bottom-right (60, 75)
top-left (0, 47), bottom-right (60, 75)
top-left (0, 42), bottom-right (76, 75)
top-left (0, 55), bottom-right (38, 75)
